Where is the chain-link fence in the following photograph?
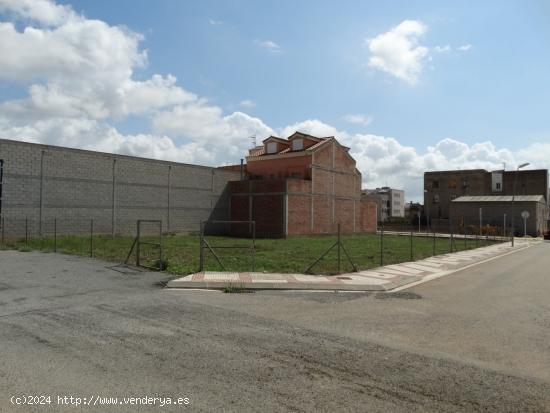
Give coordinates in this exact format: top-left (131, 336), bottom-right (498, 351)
top-left (0, 215), bottom-right (512, 276)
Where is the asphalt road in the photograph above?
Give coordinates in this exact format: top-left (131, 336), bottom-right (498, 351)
top-left (1, 243), bottom-right (550, 412)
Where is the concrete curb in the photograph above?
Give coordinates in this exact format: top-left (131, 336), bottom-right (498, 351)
top-left (166, 241), bottom-right (535, 292)
top-left (166, 274), bottom-right (421, 291)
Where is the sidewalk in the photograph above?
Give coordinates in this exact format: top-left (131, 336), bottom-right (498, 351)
top-left (166, 239), bottom-right (535, 291)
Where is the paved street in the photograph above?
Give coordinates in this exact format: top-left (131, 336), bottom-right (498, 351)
top-left (1, 243), bottom-right (550, 412)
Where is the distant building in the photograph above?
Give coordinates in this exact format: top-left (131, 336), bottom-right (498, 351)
top-left (424, 168), bottom-right (549, 234)
top-left (228, 132), bottom-right (377, 237)
top-left (405, 202), bottom-right (424, 220)
top-left (361, 187), bottom-right (405, 222)
top-left (450, 195), bottom-right (547, 236)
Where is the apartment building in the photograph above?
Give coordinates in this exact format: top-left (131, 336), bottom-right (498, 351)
top-left (361, 187), bottom-right (405, 222)
top-left (228, 132), bottom-right (377, 237)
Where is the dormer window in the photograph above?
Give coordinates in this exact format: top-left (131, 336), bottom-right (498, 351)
top-left (292, 139), bottom-right (303, 151)
top-left (266, 142), bottom-right (277, 154)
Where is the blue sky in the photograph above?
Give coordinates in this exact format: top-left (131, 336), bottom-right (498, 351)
top-left (1, 0), bottom-right (549, 200)
top-left (60, 0), bottom-right (550, 148)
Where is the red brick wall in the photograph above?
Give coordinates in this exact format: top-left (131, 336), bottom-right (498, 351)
top-left (287, 179), bottom-right (311, 193)
top-left (313, 143), bottom-right (333, 167)
top-left (229, 180), bottom-right (285, 238)
top-left (335, 199), bottom-right (355, 233)
top-left (335, 172), bottom-right (356, 198)
top-left (287, 194), bottom-right (311, 235)
top-left (247, 155), bottom-right (311, 180)
top-left (312, 168), bottom-right (332, 194)
top-left (360, 200), bottom-right (377, 233)
top-left (312, 196), bottom-right (333, 234)
top-left (252, 194), bottom-right (285, 238)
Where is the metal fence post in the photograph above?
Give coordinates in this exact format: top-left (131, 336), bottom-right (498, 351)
top-left (432, 230), bottom-right (436, 256)
top-left (450, 232), bottom-right (453, 253)
top-left (25, 216), bottom-right (28, 245)
top-left (199, 221), bottom-right (204, 272)
top-left (159, 219), bottom-right (163, 270)
top-left (337, 223), bottom-right (341, 273)
top-left (136, 221), bottom-right (141, 267)
top-left (252, 221), bottom-right (256, 272)
top-left (410, 229), bottom-right (413, 261)
top-left (90, 219), bottom-right (94, 257)
top-left (380, 226), bottom-right (384, 266)
top-left (54, 218), bottom-right (57, 253)
top-left (1, 217), bottom-right (4, 244)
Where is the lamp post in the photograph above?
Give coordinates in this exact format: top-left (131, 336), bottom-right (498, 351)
top-left (511, 162), bottom-right (530, 246)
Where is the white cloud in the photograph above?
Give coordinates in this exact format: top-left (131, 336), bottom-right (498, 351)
top-left (239, 99), bottom-right (256, 108)
top-left (0, 0), bottom-right (274, 166)
top-left (433, 45), bottom-right (451, 53)
top-left (367, 20), bottom-right (429, 85)
top-left (0, 1), bottom-right (196, 122)
top-left (256, 39), bottom-right (281, 53)
top-left (152, 104), bottom-right (273, 163)
top-left (434, 44), bottom-right (472, 53)
top-left (0, 0), bottom-right (74, 26)
top-left (343, 114), bottom-right (373, 127)
top-left (208, 18), bottom-right (222, 26)
top-left (276, 119), bottom-right (550, 201)
top-left (0, 1), bottom-right (547, 202)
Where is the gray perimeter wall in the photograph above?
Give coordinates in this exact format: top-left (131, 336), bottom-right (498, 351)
top-left (0, 139), bottom-right (240, 238)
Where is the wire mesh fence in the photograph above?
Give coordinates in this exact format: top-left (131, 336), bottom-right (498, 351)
top-left (0, 215), bottom-right (512, 276)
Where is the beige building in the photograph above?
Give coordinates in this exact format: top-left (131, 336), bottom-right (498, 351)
top-left (362, 187), bottom-right (405, 222)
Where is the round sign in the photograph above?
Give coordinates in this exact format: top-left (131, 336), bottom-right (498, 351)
top-left (521, 210), bottom-right (530, 219)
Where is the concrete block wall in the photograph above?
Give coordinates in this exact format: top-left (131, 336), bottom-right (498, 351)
top-left (0, 139), bottom-right (240, 238)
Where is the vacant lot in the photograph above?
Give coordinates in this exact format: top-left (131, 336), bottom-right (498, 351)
top-left (0, 232), bottom-right (499, 275)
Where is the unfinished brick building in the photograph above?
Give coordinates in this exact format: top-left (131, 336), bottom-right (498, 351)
top-left (227, 132), bottom-right (377, 238)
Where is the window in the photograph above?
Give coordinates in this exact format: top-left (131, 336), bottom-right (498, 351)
top-left (432, 180), bottom-right (439, 189)
top-left (290, 172), bottom-right (302, 179)
top-left (266, 142), bottom-right (277, 154)
top-left (433, 194), bottom-right (440, 204)
top-left (496, 182), bottom-right (501, 190)
top-left (292, 139), bottom-right (303, 151)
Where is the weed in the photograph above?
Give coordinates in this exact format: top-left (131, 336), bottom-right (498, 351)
top-left (222, 282), bottom-right (251, 293)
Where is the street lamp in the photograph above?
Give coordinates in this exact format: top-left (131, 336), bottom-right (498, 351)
top-left (511, 162), bottom-right (530, 246)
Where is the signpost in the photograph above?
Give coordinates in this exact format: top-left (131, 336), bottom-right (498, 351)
top-left (521, 210), bottom-right (530, 237)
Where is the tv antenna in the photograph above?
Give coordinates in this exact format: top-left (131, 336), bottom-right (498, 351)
top-left (250, 135), bottom-right (257, 148)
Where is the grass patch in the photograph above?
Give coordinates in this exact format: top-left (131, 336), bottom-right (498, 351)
top-left (222, 282), bottom-right (252, 294)
top-left (0, 232), bottom-right (502, 275)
